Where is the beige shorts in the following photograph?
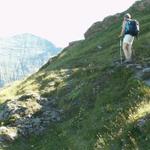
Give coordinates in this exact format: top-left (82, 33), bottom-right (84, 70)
top-left (123, 34), bottom-right (134, 45)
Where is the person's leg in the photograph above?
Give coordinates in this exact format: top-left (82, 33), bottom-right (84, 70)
top-left (128, 44), bottom-right (132, 61)
top-left (123, 42), bottom-right (131, 61)
top-left (123, 35), bottom-right (134, 62)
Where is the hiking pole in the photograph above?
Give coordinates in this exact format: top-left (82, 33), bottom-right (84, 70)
top-left (119, 38), bottom-right (123, 64)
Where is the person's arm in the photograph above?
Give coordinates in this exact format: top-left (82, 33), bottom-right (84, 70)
top-left (119, 20), bottom-right (126, 37)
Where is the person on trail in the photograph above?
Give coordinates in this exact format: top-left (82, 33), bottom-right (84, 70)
top-left (119, 13), bottom-right (134, 63)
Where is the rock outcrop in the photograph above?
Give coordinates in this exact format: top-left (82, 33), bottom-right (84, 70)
top-left (84, 14), bottom-right (121, 39)
top-left (0, 93), bottom-right (63, 142)
top-left (129, 0), bottom-right (150, 12)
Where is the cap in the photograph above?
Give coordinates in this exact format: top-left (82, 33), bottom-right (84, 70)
top-left (124, 13), bottom-right (131, 19)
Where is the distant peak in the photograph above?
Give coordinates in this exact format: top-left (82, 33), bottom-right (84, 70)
top-left (13, 33), bottom-right (40, 38)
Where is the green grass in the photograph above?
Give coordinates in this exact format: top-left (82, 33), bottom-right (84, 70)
top-left (2, 68), bottom-right (150, 150)
top-left (0, 1), bottom-right (150, 149)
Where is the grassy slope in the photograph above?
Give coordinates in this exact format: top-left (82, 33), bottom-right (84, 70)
top-left (0, 1), bottom-right (150, 150)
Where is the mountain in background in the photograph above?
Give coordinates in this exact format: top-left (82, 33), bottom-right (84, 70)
top-left (0, 33), bottom-right (61, 87)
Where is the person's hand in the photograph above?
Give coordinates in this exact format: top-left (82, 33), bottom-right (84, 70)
top-left (118, 34), bottom-right (122, 38)
top-left (118, 34), bottom-right (123, 40)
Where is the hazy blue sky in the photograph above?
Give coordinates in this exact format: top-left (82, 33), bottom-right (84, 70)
top-left (0, 0), bottom-right (137, 47)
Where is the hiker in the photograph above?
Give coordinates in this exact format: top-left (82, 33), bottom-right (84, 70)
top-left (119, 13), bottom-right (134, 63)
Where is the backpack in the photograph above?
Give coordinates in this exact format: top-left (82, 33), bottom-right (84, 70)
top-left (125, 19), bottom-right (140, 37)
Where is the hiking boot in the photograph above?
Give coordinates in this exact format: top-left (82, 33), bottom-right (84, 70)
top-left (123, 59), bottom-right (133, 64)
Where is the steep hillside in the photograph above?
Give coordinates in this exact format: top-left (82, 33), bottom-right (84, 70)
top-left (0, 0), bottom-right (150, 149)
top-left (0, 33), bottom-right (61, 87)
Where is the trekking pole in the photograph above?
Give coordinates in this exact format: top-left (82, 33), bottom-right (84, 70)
top-left (120, 38), bottom-right (123, 64)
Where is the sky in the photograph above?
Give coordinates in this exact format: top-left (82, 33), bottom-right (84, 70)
top-left (0, 0), bottom-right (137, 47)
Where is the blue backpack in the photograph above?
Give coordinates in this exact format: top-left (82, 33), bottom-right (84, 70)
top-left (125, 19), bottom-right (140, 37)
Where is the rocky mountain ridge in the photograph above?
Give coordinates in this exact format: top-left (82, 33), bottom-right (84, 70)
top-left (84, 0), bottom-right (150, 39)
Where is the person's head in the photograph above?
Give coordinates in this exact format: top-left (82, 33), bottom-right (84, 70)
top-left (124, 13), bottom-right (131, 20)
